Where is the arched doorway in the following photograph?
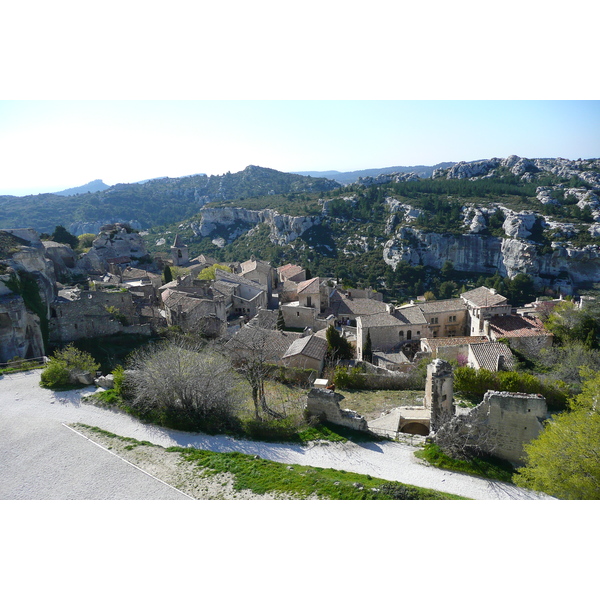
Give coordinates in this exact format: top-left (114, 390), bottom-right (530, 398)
top-left (400, 422), bottom-right (429, 436)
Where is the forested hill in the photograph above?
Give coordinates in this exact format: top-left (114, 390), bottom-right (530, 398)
top-left (0, 165), bottom-right (341, 234)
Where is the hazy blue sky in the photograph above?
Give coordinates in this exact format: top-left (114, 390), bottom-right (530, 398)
top-left (1, 100), bottom-right (598, 196)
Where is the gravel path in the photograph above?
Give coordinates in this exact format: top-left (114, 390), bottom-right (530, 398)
top-left (0, 370), bottom-right (554, 500)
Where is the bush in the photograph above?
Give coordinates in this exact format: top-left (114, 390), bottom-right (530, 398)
top-left (40, 360), bottom-right (71, 388)
top-left (40, 345), bottom-right (99, 389)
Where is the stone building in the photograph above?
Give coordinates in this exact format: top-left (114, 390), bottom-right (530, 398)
top-left (486, 314), bottom-right (553, 356)
top-left (170, 234), bottom-right (189, 266)
top-left (281, 334), bottom-right (328, 373)
top-left (467, 341), bottom-right (517, 372)
top-left (461, 286), bottom-right (511, 336)
top-left (49, 288), bottom-right (151, 343)
top-left (356, 303), bottom-right (429, 359)
top-left (240, 256), bottom-right (276, 294)
top-left (418, 298), bottom-right (468, 338)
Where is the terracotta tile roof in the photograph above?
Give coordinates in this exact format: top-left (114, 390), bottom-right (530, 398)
top-left (461, 286), bottom-right (508, 308)
top-left (282, 335), bottom-right (328, 361)
top-left (162, 290), bottom-right (217, 316)
top-left (277, 264), bottom-right (305, 278)
top-left (469, 342), bottom-right (516, 371)
top-left (489, 314), bottom-right (552, 338)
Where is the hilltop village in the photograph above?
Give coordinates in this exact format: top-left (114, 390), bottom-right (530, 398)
top-left (1, 221), bottom-right (573, 468)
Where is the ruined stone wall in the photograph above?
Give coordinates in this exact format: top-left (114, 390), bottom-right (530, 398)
top-left (49, 290), bottom-right (147, 343)
top-left (483, 391), bottom-right (548, 465)
top-left (305, 388), bottom-right (368, 431)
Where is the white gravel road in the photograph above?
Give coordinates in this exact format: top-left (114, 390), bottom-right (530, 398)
top-left (0, 370), bottom-right (554, 500)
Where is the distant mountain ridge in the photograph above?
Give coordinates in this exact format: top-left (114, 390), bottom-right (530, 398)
top-left (54, 179), bottom-right (110, 196)
top-left (293, 163), bottom-right (456, 184)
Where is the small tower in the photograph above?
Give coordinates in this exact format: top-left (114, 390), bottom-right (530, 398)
top-left (171, 233), bottom-right (189, 266)
top-left (424, 359), bottom-right (454, 432)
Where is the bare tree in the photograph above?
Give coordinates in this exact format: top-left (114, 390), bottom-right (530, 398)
top-left (432, 402), bottom-right (498, 461)
top-left (224, 325), bottom-right (286, 420)
top-left (126, 338), bottom-right (242, 428)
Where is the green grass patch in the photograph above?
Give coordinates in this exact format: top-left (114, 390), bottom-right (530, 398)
top-left (78, 424), bottom-right (465, 499)
top-left (169, 446), bottom-right (464, 499)
top-left (415, 443), bottom-right (515, 483)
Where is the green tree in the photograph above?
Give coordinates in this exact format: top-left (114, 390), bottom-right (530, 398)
top-left (276, 309), bottom-right (285, 331)
top-left (197, 263), bottom-right (232, 280)
top-left (51, 225), bottom-right (79, 249)
top-left (363, 330), bottom-right (373, 363)
top-left (77, 233), bottom-right (96, 250)
top-left (326, 325), bottom-right (354, 362)
top-left (40, 345), bottom-right (99, 389)
top-left (514, 372), bottom-right (600, 499)
top-left (163, 265), bottom-right (173, 284)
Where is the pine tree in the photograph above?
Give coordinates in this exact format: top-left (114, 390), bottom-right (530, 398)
top-left (276, 309), bottom-right (285, 331)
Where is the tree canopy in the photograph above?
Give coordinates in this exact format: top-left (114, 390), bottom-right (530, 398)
top-left (514, 371), bottom-right (600, 499)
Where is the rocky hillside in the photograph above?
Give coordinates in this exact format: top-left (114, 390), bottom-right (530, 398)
top-left (0, 166), bottom-right (341, 235)
top-left (152, 156), bottom-right (600, 297)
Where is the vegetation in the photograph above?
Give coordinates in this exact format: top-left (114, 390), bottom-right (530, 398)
top-left (168, 444), bottom-right (464, 499)
top-left (514, 370), bottom-right (600, 499)
top-left (51, 225), bottom-right (79, 249)
top-left (40, 345), bottom-right (99, 389)
top-left (453, 366), bottom-right (568, 410)
top-left (415, 443), bottom-right (515, 482)
top-left (197, 263), bottom-right (231, 280)
top-left (326, 325), bottom-right (354, 362)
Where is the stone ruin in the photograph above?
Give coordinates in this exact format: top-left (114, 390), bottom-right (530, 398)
top-left (424, 358), bottom-right (454, 433)
top-left (305, 387), bottom-right (368, 432)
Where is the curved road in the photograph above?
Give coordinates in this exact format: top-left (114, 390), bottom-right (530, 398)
top-left (0, 371), bottom-right (553, 500)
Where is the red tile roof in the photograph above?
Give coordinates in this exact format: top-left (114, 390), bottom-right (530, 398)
top-left (489, 314), bottom-right (552, 338)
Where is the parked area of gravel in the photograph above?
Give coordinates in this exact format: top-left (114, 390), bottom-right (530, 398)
top-left (0, 370), bottom-right (554, 500)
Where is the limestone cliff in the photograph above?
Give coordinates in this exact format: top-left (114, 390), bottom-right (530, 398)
top-left (383, 226), bottom-right (600, 291)
top-left (195, 207), bottom-right (321, 246)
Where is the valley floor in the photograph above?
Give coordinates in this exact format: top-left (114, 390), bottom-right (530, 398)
top-left (0, 371), bottom-right (553, 500)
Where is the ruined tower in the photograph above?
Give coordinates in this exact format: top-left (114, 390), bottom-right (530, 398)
top-left (424, 359), bottom-right (454, 432)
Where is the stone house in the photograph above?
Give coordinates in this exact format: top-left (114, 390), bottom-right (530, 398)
top-left (281, 334), bottom-right (328, 373)
top-left (420, 335), bottom-right (488, 363)
top-left (161, 288), bottom-right (227, 337)
top-left (280, 277), bottom-right (322, 330)
top-left (277, 263), bottom-right (306, 285)
top-left (239, 256), bottom-right (276, 295)
top-left (225, 324), bottom-right (302, 365)
top-left (461, 286), bottom-right (511, 336)
top-left (323, 288), bottom-right (388, 326)
top-left (418, 298), bottom-right (468, 338)
top-left (214, 269), bottom-right (268, 320)
top-left (356, 304), bottom-right (429, 359)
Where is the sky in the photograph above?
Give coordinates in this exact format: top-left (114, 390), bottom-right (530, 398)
top-left (1, 100), bottom-right (599, 196)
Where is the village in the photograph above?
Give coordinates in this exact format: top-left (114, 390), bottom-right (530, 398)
top-left (0, 222), bottom-right (570, 469)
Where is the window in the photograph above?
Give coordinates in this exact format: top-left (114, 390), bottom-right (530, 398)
top-left (448, 315), bottom-right (457, 323)
top-left (407, 330), bottom-right (412, 340)
top-left (431, 317), bottom-right (438, 324)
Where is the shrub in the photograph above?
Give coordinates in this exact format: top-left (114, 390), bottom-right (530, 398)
top-left (40, 345), bottom-right (99, 389)
top-left (40, 360), bottom-right (71, 388)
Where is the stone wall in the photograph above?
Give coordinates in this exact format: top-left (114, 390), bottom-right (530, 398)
top-left (305, 388), bottom-right (368, 431)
